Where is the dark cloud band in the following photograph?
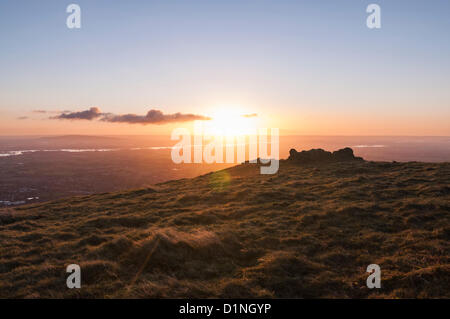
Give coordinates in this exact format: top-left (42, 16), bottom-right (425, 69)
top-left (102, 110), bottom-right (211, 125)
top-left (52, 107), bottom-right (102, 120)
top-left (50, 108), bottom-right (210, 125)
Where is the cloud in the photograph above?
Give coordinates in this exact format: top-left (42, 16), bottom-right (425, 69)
top-left (52, 107), bottom-right (103, 120)
top-left (50, 108), bottom-right (210, 125)
top-left (242, 113), bottom-right (257, 118)
top-left (102, 109), bottom-right (211, 125)
top-left (33, 110), bottom-right (63, 114)
top-left (17, 116), bottom-right (28, 120)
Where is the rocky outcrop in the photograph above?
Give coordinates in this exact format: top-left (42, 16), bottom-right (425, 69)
top-left (288, 147), bottom-right (363, 164)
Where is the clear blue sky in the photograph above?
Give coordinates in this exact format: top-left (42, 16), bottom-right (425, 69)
top-left (0, 0), bottom-right (449, 135)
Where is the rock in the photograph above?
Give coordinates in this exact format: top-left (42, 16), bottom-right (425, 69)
top-left (288, 147), bottom-right (363, 163)
top-left (332, 147), bottom-right (363, 161)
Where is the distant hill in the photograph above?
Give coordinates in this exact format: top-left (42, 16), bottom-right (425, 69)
top-left (0, 150), bottom-right (449, 298)
top-left (0, 135), bottom-right (172, 152)
top-left (37, 135), bottom-right (120, 142)
top-left (0, 135), bottom-right (124, 152)
top-left (36, 135), bottom-right (122, 147)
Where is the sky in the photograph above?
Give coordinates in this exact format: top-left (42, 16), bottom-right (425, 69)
top-left (0, 0), bottom-right (449, 136)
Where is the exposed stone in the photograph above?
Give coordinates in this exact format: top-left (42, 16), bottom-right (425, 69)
top-left (288, 147), bottom-right (363, 164)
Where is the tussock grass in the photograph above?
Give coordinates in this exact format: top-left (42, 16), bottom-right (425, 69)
top-left (0, 160), bottom-right (449, 298)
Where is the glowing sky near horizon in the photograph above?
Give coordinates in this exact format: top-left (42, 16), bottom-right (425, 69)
top-left (0, 0), bottom-right (449, 136)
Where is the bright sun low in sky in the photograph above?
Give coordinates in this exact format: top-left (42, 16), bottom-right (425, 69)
top-left (207, 107), bottom-right (260, 137)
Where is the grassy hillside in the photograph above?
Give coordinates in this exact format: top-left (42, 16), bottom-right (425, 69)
top-left (0, 159), bottom-right (449, 298)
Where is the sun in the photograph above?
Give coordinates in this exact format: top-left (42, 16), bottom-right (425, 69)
top-left (206, 108), bottom-right (258, 137)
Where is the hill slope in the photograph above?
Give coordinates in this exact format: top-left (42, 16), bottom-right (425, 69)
top-left (0, 158), bottom-right (449, 298)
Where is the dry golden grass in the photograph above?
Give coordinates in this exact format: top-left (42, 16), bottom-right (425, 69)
top-left (0, 159), bottom-right (449, 298)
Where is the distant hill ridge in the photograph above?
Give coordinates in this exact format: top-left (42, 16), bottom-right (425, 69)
top-left (38, 135), bottom-right (119, 141)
